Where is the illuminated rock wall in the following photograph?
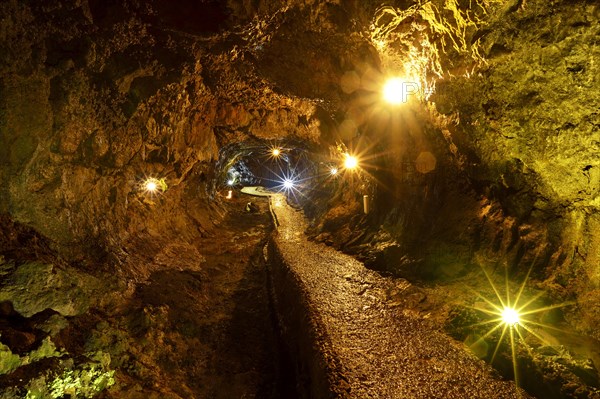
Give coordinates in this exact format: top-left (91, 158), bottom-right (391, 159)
top-left (307, 0), bottom-right (600, 341)
top-left (0, 0), bottom-right (324, 268)
top-left (0, 0), bottom-right (598, 359)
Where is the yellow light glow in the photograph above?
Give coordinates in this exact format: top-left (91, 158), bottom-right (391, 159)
top-left (226, 190), bottom-right (232, 199)
top-left (145, 180), bottom-right (158, 192)
top-left (142, 177), bottom-right (167, 194)
top-left (383, 77), bottom-right (419, 104)
top-left (383, 78), bottom-right (404, 104)
top-left (344, 154), bottom-right (358, 169)
top-left (467, 262), bottom-right (575, 392)
top-left (501, 307), bottom-right (520, 326)
top-left (272, 148), bottom-right (281, 157)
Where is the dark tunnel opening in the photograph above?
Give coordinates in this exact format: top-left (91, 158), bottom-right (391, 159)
top-left (214, 140), bottom-right (325, 196)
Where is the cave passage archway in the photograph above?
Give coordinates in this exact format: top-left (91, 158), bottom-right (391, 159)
top-left (215, 139), bottom-right (325, 195)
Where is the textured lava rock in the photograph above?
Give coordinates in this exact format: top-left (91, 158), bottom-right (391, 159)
top-left (1, 0), bottom-right (599, 398)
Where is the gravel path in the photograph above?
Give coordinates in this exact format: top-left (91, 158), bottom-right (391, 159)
top-left (243, 187), bottom-right (532, 399)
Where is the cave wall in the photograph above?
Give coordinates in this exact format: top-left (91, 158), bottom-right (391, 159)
top-left (0, 0), bottom-right (335, 271)
top-left (0, 0), bottom-right (599, 396)
top-left (0, 0), bottom-right (598, 356)
top-left (301, 0), bottom-right (600, 340)
top-left (1, 0), bottom-right (218, 266)
top-left (436, 0), bottom-right (600, 338)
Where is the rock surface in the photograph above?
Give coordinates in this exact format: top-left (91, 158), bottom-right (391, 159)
top-left (0, 192), bottom-right (284, 398)
top-left (269, 191), bottom-right (531, 398)
top-left (0, 0), bottom-right (599, 397)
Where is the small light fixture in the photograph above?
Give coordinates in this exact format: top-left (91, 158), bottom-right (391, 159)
top-left (145, 180), bottom-right (157, 192)
top-left (330, 167), bottom-right (338, 176)
top-left (344, 154), bottom-right (358, 170)
top-left (283, 179), bottom-right (294, 189)
top-left (226, 190), bottom-right (233, 199)
top-left (278, 173), bottom-right (300, 197)
top-left (272, 148), bottom-right (281, 157)
top-left (501, 307), bottom-right (520, 327)
top-left (142, 177), bottom-right (167, 194)
top-left (227, 179), bottom-right (235, 186)
top-left (383, 77), bottom-right (419, 104)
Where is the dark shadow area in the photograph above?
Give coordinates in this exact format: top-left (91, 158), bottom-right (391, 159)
top-left (120, 194), bottom-right (298, 398)
top-left (150, 0), bottom-right (230, 34)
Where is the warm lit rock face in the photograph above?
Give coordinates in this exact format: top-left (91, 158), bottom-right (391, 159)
top-left (361, 0), bottom-right (600, 338)
top-left (304, 0), bottom-right (600, 343)
top-left (0, 0), bottom-right (327, 266)
top-left (1, 0), bottom-right (599, 397)
top-left (431, 1), bottom-right (600, 337)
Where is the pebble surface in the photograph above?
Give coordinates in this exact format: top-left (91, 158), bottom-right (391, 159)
top-left (255, 188), bottom-right (533, 399)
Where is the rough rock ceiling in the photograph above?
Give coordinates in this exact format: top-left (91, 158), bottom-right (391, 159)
top-left (0, 0), bottom-right (599, 397)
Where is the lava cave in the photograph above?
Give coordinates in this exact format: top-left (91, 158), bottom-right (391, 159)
top-left (0, 0), bottom-right (599, 398)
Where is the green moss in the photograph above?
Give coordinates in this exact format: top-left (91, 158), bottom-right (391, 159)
top-left (0, 338), bottom-right (63, 376)
top-left (0, 343), bottom-right (21, 375)
top-left (157, 178), bottom-right (168, 192)
top-left (48, 367), bottom-right (115, 398)
top-left (23, 377), bottom-right (49, 399)
top-left (25, 365), bottom-right (115, 399)
top-left (27, 338), bottom-right (62, 363)
top-left (0, 262), bottom-right (104, 317)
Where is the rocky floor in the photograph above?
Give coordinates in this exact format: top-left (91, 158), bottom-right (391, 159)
top-left (0, 193), bottom-right (289, 398)
top-left (423, 272), bottom-right (600, 399)
top-left (269, 191), bottom-right (531, 399)
top-left (2, 185), bottom-right (597, 398)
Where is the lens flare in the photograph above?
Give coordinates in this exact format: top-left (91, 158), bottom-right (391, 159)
top-left (141, 177), bottom-right (167, 195)
top-left (330, 167), bottom-right (338, 176)
top-left (382, 77), bottom-right (421, 104)
top-left (382, 78), bottom-right (404, 104)
top-left (273, 170), bottom-right (304, 201)
top-left (466, 257), bottom-right (575, 392)
top-left (266, 145), bottom-right (286, 161)
top-left (266, 157), bottom-right (310, 202)
top-left (277, 175), bottom-right (300, 197)
top-left (383, 78), bottom-right (404, 104)
top-left (145, 181), bottom-right (157, 192)
top-left (501, 307), bottom-right (520, 327)
top-left (344, 154), bottom-right (358, 170)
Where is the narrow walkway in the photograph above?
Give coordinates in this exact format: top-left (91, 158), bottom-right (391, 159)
top-left (243, 187), bottom-right (530, 399)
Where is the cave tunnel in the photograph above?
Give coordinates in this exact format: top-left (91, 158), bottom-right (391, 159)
top-left (1, 0), bottom-right (599, 398)
top-left (216, 139), bottom-right (322, 192)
